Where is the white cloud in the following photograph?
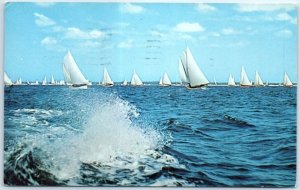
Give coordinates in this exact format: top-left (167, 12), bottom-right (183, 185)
top-left (196, 3), bottom-right (217, 12)
top-left (80, 41), bottom-right (101, 48)
top-left (120, 3), bottom-right (144, 14)
top-left (276, 13), bottom-right (297, 25)
top-left (41, 37), bottom-right (57, 46)
top-left (235, 4), bottom-right (296, 12)
top-left (118, 39), bottom-right (133, 48)
top-left (34, 13), bottom-right (55, 27)
top-left (174, 22), bottom-right (205, 33)
top-left (35, 2), bottom-right (55, 7)
top-left (65, 27), bottom-right (105, 39)
top-left (211, 32), bottom-right (220, 37)
top-left (150, 30), bottom-right (165, 37)
top-left (222, 28), bottom-right (239, 35)
top-left (275, 29), bottom-right (292, 38)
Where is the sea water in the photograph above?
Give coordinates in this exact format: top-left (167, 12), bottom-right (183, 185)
top-left (4, 85), bottom-right (296, 187)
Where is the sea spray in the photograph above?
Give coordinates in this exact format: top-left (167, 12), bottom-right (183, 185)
top-left (5, 93), bottom-right (182, 185)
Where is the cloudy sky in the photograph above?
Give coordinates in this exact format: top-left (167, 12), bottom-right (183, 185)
top-left (4, 2), bottom-right (297, 83)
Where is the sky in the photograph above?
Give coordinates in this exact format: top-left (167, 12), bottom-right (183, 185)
top-left (4, 2), bottom-right (298, 83)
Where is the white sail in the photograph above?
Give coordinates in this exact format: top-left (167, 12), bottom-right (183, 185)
top-left (122, 80), bottom-right (128, 86)
top-left (131, 70), bottom-right (143, 86)
top-left (51, 75), bottom-right (55, 84)
top-left (240, 66), bottom-right (252, 86)
top-left (159, 77), bottom-right (163, 85)
top-left (184, 47), bottom-right (209, 88)
top-left (42, 76), bottom-right (47, 85)
top-left (101, 67), bottom-right (114, 86)
top-left (283, 72), bottom-right (293, 87)
top-left (15, 77), bottom-right (22, 85)
top-left (254, 71), bottom-right (264, 86)
top-left (214, 77), bottom-right (217, 85)
top-left (178, 58), bottom-right (188, 83)
top-left (63, 64), bottom-right (72, 85)
top-left (228, 74), bottom-right (236, 86)
top-left (162, 72), bottom-right (171, 86)
top-left (4, 72), bottom-right (13, 85)
top-left (63, 51), bottom-right (88, 86)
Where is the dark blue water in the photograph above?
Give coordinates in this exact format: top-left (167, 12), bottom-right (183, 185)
top-left (4, 85), bottom-right (296, 187)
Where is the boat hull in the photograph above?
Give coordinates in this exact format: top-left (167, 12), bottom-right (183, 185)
top-left (69, 84), bottom-right (88, 89)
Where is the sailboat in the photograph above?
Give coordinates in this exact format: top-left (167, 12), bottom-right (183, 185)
top-left (122, 80), bottom-right (128, 86)
top-left (42, 76), bottom-right (47, 85)
top-left (213, 77), bottom-right (217, 86)
top-left (254, 71), bottom-right (264, 86)
top-left (63, 51), bottom-right (89, 89)
top-left (50, 75), bottom-right (55, 85)
top-left (228, 74), bottom-right (236, 86)
top-left (101, 67), bottom-right (114, 86)
top-left (283, 72), bottom-right (293, 87)
top-left (179, 47), bottom-right (209, 88)
top-left (130, 70), bottom-right (143, 86)
top-left (159, 72), bottom-right (172, 86)
top-left (15, 77), bottom-right (22, 85)
top-left (240, 66), bottom-right (252, 86)
top-left (4, 72), bottom-right (13, 86)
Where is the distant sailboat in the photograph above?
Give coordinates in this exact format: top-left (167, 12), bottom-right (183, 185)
top-left (131, 70), bottom-right (143, 86)
top-left (213, 77), bottom-right (217, 85)
top-left (122, 80), bottom-right (128, 86)
top-left (240, 66), bottom-right (252, 86)
top-left (159, 72), bottom-right (172, 86)
top-left (254, 71), bottom-right (264, 86)
top-left (50, 75), bottom-right (55, 85)
top-left (63, 51), bottom-right (89, 89)
top-left (4, 72), bottom-right (13, 86)
top-left (101, 67), bottom-right (114, 86)
top-left (283, 72), bottom-right (293, 87)
top-left (15, 77), bottom-right (22, 85)
top-left (180, 47), bottom-right (209, 88)
top-left (42, 76), bottom-right (47, 85)
top-left (228, 74), bottom-right (236, 86)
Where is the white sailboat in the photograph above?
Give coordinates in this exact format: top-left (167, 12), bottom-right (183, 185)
top-left (101, 67), bottom-right (114, 86)
top-left (130, 70), bottom-right (143, 86)
top-left (42, 76), bottom-right (47, 85)
top-left (122, 80), bottom-right (128, 86)
top-left (15, 77), bottom-right (22, 85)
top-left (180, 47), bottom-right (209, 88)
top-left (240, 66), bottom-right (252, 86)
top-left (159, 72), bottom-right (172, 86)
top-left (63, 51), bottom-right (89, 89)
top-left (213, 77), bottom-right (217, 85)
top-left (50, 75), bottom-right (55, 85)
top-left (228, 74), bottom-right (236, 86)
top-left (283, 72), bottom-right (293, 87)
top-left (254, 71), bottom-right (264, 86)
top-left (4, 72), bottom-right (13, 86)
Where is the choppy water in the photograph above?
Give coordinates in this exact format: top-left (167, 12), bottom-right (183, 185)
top-left (4, 85), bottom-right (296, 187)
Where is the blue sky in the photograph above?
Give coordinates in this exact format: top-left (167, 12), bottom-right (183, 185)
top-left (4, 2), bottom-right (298, 83)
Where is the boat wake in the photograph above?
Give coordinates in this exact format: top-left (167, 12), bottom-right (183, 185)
top-left (4, 94), bottom-right (188, 186)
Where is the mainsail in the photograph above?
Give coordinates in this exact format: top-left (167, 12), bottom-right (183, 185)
top-left (240, 66), bottom-right (252, 86)
top-left (122, 80), bottom-right (128, 86)
top-left (4, 72), bottom-right (13, 85)
top-left (181, 47), bottom-right (209, 88)
top-left (228, 74), bottom-right (236, 86)
top-left (51, 75), bottom-right (55, 84)
top-left (161, 72), bottom-right (171, 86)
top-left (63, 51), bottom-right (88, 87)
top-left (178, 58), bottom-right (188, 83)
top-left (101, 67), bottom-right (114, 86)
top-left (63, 64), bottom-right (72, 85)
top-left (254, 71), bottom-right (264, 86)
top-left (42, 76), bottom-right (47, 85)
top-left (283, 72), bottom-right (293, 87)
top-left (131, 70), bottom-right (143, 86)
